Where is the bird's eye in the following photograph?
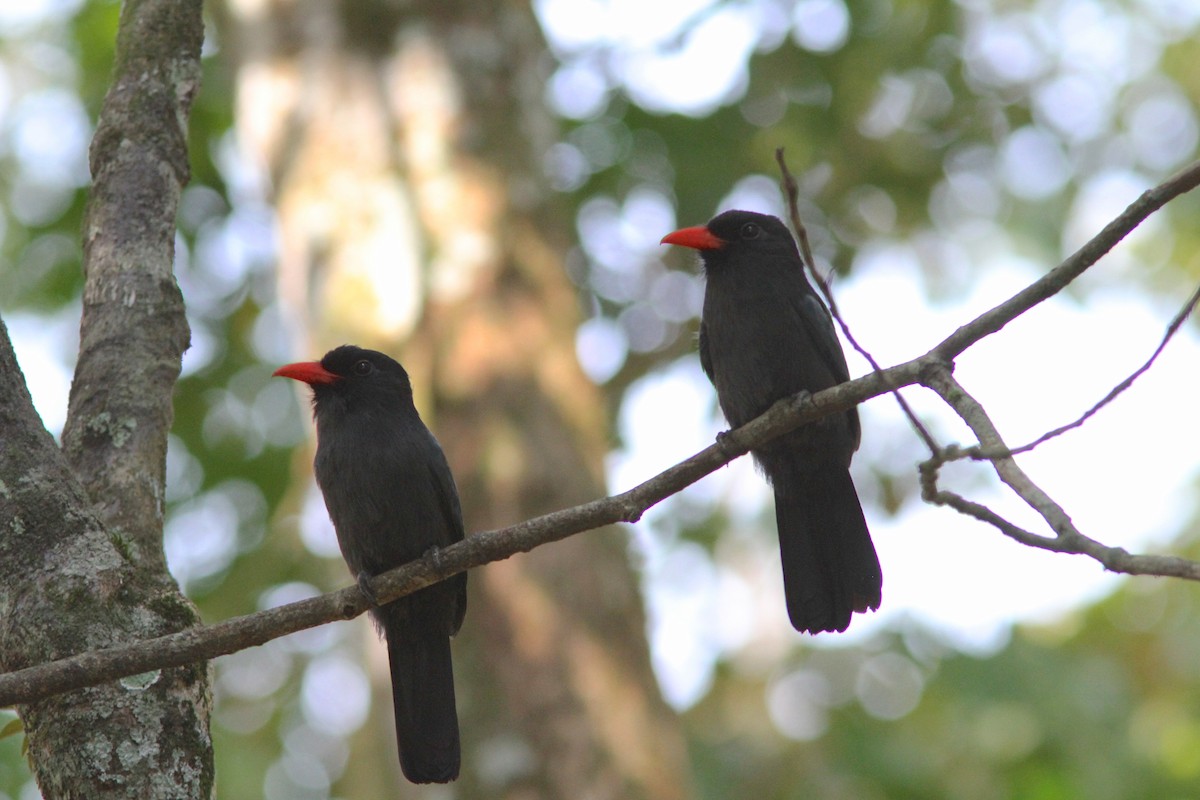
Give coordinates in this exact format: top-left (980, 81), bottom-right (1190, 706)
top-left (740, 222), bottom-right (760, 239)
top-left (352, 359), bottom-right (373, 376)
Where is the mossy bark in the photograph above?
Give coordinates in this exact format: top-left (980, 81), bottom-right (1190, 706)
top-left (0, 1), bottom-right (214, 797)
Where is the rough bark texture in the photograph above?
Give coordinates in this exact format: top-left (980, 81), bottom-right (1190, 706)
top-left (221, 0), bottom-right (692, 797)
top-left (62, 0), bottom-right (196, 572)
top-left (0, 0), bottom-right (213, 797)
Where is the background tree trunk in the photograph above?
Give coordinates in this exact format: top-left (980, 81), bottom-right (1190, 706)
top-left (0, 0), bottom-right (213, 797)
top-left (219, 1), bottom-right (692, 797)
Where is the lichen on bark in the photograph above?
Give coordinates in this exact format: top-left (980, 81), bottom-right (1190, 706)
top-left (0, 0), bottom-right (215, 797)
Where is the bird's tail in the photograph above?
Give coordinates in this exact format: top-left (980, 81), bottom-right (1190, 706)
top-left (773, 460), bottom-right (881, 634)
top-left (384, 618), bottom-right (461, 783)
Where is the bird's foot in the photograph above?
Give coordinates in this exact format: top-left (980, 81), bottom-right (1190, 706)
top-left (423, 545), bottom-right (444, 571)
top-left (715, 430), bottom-right (741, 460)
top-left (355, 571), bottom-right (380, 607)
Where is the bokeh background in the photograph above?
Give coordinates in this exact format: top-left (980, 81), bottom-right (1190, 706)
top-left (2, 0), bottom-right (1200, 797)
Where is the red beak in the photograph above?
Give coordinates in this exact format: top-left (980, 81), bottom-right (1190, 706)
top-left (660, 225), bottom-right (725, 251)
top-left (273, 361), bottom-right (339, 386)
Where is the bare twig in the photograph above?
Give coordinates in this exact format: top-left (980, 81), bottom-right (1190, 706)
top-left (922, 363), bottom-right (1081, 540)
top-left (773, 149), bottom-right (822, 291)
top-left (973, 278), bottom-right (1200, 460)
top-left (910, 158), bottom-right (1200, 572)
top-left (774, 147), bottom-right (941, 454)
top-left (919, 361), bottom-right (1200, 580)
top-left (919, 452), bottom-right (1057, 549)
top-left (5, 158), bottom-right (1200, 709)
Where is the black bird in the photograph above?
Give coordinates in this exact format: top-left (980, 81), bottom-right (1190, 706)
top-left (274, 345), bottom-right (466, 783)
top-left (661, 210), bottom-right (881, 634)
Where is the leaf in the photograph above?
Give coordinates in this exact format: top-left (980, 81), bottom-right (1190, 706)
top-left (0, 716), bottom-right (24, 741)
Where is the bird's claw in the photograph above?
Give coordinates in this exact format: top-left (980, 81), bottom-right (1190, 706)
top-left (715, 430), bottom-right (741, 459)
top-left (356, 571), bottom-right (380, 607)
top-left (423, 545), bottom-right (444, 571)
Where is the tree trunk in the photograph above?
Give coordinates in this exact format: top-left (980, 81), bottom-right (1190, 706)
top-left (219, 1), bottom-right (692, 797)
top-left (0, 0), bottom-right (213, 797)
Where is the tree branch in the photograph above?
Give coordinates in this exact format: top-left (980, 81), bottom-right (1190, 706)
top-left (4, 158), bottom-right (1199, 710)
top-left (59, 0), bottom-right (199, 570)
top-left (934, 160), bottom-right (1200, 360)
top-left (922, 363), bottom-right (1082, 540)
top-left (974, 278), bottom-right (1200, 460)
top-left (0, 358), bottom-right (924, 707)
top-left (0, 1), bottom-right (214, 796)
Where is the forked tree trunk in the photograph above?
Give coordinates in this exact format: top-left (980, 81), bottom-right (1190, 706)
top-left (0, 0), bottom-right (213, 797)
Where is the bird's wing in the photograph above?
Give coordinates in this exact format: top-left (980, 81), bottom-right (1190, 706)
top-left (791, 286), bottom-right (862, 449)
top-left (794, 290), bottom-right (851, 385)
top-left (430, 453), bottom-right (466, 546)
top-left (426, 446), bottom-right (468, 633)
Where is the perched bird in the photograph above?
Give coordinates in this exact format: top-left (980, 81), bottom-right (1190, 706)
top-left (274, 345), bottom-right (466, 783)
top-left (661, 210), bottom-right (881, 634)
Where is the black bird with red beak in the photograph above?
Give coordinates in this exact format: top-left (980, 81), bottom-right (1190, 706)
top-left (662, 210), bottom-right (881, 634)
top-left (275, 345), bottom-right (466, 783)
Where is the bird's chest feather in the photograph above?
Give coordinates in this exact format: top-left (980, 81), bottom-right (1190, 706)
top-left (702, 272), bottom-right (839, 426)
top-left (313, 409), bottom-right (448, 572)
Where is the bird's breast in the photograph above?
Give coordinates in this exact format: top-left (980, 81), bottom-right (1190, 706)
top-left (704, 276), bottom-right (848, 421)
top-left (313, 414), bottom-right (452, 574)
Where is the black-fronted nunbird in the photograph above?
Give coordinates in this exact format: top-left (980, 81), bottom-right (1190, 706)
top-left (662, 210), bottom-right (881, 634)
top-left (275, 345), bottom-right (466, 783)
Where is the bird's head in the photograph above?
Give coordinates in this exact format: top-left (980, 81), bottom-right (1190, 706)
top-left (660, 210), bottom-right (801, 271)
top-left (273, 345), bottom-right (414, 413)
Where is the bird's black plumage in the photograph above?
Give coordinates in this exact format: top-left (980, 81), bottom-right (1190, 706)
top-left (662, 210), bottom-right (881, 634)
top-left (275, 345), bottom-right (466, 783)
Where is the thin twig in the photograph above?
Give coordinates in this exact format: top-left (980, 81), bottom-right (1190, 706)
top-left (973, 278), bottom-right (1200, 460)
top-left (774, 147), bottom-right (941, 454)
top-left (922, 363), bottom-right (1081, 539)
top-left (773, 149), bottom-right (823, 293)
top-left (918, 362), bottom-right (1200, 579)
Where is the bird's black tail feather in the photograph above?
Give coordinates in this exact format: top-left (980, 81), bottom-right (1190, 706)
top-left (384, 622), bottom-right (461, 783)
top-left (773, 461), bottom-right (881, 634)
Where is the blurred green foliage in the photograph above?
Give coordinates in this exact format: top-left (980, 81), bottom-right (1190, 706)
top-left (1, 0), bottom-right (1199, 797)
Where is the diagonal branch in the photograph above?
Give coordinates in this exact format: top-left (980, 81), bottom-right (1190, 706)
top-left (0, 358), bottom-right (924, 708)
top-left (919, 360), bottom-right (1200, 580)
top-left (922, 363), bottom-right (1082, 541)
top-left (4, 158), bottom-right (1200, 710)
top-left (935, 160), bottom-right (1200, 360)
top-left (979, 278), bottom-right (1200, 460)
